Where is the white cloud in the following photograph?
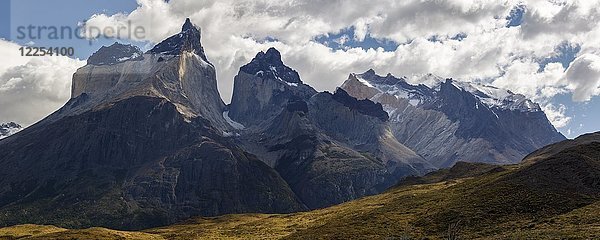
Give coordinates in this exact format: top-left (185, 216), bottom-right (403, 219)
top-left (0, 40), bottom-right (85, 126)
top-left (542, 103), bottom-right (571, 128)
top-left (78, 0), bottom-right (600, 131)
top-left (493, 61), bottom-right (567, 102)
top-left (565, 54), bottom-right (600, 102)
top-left (0, 41), bottom-right (30, 75)
top-left (521, 0), bottom-right (600, 39)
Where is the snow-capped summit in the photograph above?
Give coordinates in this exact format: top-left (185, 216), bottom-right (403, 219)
top-left (350, 70), bottom-right (541, 112)
top-left (450, 81), bottom-right (541, 112)
top-left (341, 69), bottom-right (565, 168)
top-left (346, 70), bottom-right (436, 107)
top-left (0, 122), bottom-right (22, 140)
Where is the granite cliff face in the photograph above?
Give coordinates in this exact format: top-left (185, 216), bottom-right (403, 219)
top-left (341, 70), bottom-right (566, 167)
top-left (66, 19), bottom-right (227, 131)
top-left (227, 50), bottom-right (434, 209)
top-left (228, 48), bottom-right (317, 126)
top-left (0, 19), bottom-right (306, 230)
top-left (308, 90), bottom-right (435, 177)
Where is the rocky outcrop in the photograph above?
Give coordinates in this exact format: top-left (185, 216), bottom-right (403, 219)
top-left (341, 70), bottom-right (566, 167)
top-left (331, 88), bottom-right (389, 121)
top-left (236, 98), bottom-right (400, 209)
top-left (66, 18), bottom-right (228, 131)
top-left (0, 20), bottom-right (307, 230)
top-left (228, 48), bottom-right (317, 126)
top-left (256, 101), bottom-right (393, 208)
top-left (309, 90), bottom-right (434, 177)
top-left (228, 52), bottom-right (434, 209)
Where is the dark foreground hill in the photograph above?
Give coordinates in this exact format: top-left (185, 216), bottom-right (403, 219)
top-left (1, 132), bottom-right (598, 239)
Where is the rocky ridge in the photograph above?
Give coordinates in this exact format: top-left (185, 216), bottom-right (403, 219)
top-left (341, 70), bottom-right (565, 167)
top-left (228, 50), bottom-right (435, 209)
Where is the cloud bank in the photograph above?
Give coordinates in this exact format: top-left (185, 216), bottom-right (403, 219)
top-left (0, 40), bottom-right (85, 126)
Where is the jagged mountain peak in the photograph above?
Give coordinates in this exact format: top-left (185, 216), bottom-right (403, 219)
top-left (240, 47), bottom-right (302, 84)
top-left (357, 69), bottom-right (404, 83)
top-left (261, 47), bottom-right (284, 65)
top-left (148, 18), bottom-right (209, 62)
top-left (228, 47), bottom-right (317, 126)
top-left (182, 18), bottom-right (196, 32)
top-left (448, 80), bottom-right (542, 112)
top-left (349, 70), bottom-right (436, 106)
top-left (360, 69), bottom-right (394, 78)
top-left (352, 69), bottom-right (541, 112)
top-left (363, 68), bottom-right (376, 76)
top-left (87, 42), bottom-right (143, 66)
top-left (342, 69), bottom-right (564, 167)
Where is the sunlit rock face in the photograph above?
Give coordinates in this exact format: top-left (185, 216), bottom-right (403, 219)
top-left (68, 19), bottom-right (228, 131)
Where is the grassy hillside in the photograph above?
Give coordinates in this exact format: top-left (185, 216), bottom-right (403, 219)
top-left (1, 139), bottom-right (599, 239)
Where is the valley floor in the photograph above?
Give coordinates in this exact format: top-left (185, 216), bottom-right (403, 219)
top-left (1, 171), bottom-right (599, 239)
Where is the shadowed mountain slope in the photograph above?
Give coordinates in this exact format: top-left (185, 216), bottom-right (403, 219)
top-left (3, 132), bottom-right (598, 239)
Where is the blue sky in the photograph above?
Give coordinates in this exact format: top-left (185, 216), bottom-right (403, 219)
top-left (0, 0), bottom-right (598, 138)
top-left (5, 0), bottom-right (141, 58)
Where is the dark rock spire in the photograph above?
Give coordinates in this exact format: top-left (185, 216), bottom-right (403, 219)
top-left (148, 18), bottom-right (209, 63)
top-left (240, 47), bottom-right (302, 84)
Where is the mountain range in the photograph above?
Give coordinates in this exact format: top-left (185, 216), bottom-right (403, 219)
top-left (341, 70), bottom-right (565, 167)
top-left (0, 19), bottom-right (569, 231)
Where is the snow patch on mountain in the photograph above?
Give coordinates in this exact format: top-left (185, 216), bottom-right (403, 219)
top-left (408, 73), bottom-right (445, 89)
top-left (451, 81), bottom-right (541, 112)
top-left (355, 70), bottom-right (541, 112)
top-left (353, 72), bottom-right (434, 107)
top-left (0, 122), bottom-right (22, 140)
top-left (117, 52), bottom-right (142, 62)
top-left (356, 76), bottom-right (375, 88)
